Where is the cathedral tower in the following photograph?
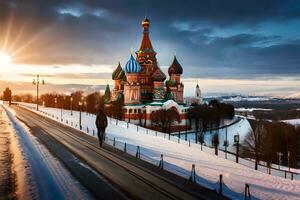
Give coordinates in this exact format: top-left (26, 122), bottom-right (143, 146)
top-left (111, 62), bottom-right (126, 101)
top-left (135, 18), bottom-right (158, 102)
top-left (152, 67), bottom-right (166, 101)
top-left (167, 56), bottom-right (184, 103)
top-left (123, 55), bottom-right (142, 105)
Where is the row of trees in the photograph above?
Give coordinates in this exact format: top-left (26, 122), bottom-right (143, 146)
top-left (187, 100), bottom-right (234, 147)
top-left (38, 91), bottom-right (124, 119)
top-left (151, 108), bottom-right (180, 133)
top-left (242, 120), bottom-right (299, 169)
top-left (39, 91), bottom-right (105, 114)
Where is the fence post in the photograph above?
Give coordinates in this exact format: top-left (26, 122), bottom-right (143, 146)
top-left (127, 122), bottom-right (129, 128)
top-left (159, 154), bottom-right (164, 169)
top-left (178, 136), bottom-right (180, 143)
top-left (189, 164), bottom-right (196, 183)
top-left (146, 129), bottom-right (148, 134)
top-left (219, 174), bottom-right (223, 195)
top-left (189, 140), bottom-right (191, 147)
top-left (71, 122), bottom-right (73, 126)
top-left (155, 131), bottom-right (157, 136)
top-left (124, 142), bottom-right (127, 153)
top-left (113, 137), bottom-right (116, 147)
top-left (285, 171), bottom-right (287, 179)
top-left (93, 129), bottom-right (95, 136)
top-left (244, 184), bottom-right (251, 200)
top-left (116, 119), bottom-right (118, 125)
top-left (87, 127), bottom-right (89, 133)
top-left (137, 125), bottom-right (139, 132)
top-left (291, 172), bottom-right (294, 180)
top-left (136, 146), bottom-right (140, 159)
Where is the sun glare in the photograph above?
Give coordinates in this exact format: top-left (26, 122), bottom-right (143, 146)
top-left (0, 53), bottom-right (12, 65)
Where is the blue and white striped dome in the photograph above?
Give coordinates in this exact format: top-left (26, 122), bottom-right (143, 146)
top-left (124, 55), bottom-right (142, 73)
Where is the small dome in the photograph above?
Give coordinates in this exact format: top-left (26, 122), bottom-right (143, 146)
top-left (124, 54), bottom-right (142, 73)
top-left (142, 17), bottom-right (150, 27)
top-left (152, 68), bottom-right (166, 82)
top-left (112, 62), bottom-right (125, 80)
top-left (168, 56), bottom-right (183, 75)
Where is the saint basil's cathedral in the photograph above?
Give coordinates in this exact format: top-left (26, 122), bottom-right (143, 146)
top-left (106, 18), bottom-right (201, 127)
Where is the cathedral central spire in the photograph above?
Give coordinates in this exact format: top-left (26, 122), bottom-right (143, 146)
top-left (139, 17), bottom-right (154, 52)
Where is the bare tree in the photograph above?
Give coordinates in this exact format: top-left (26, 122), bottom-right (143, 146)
top-left (3, 87), bottom-right (12, 105)
top-left (244, 124), bottom-right (265, 170)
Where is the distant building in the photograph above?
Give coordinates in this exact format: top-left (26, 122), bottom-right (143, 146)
top-left (106, 18), bottom-right (189, 127)
top-left (185, 83), bottom-right (203, 106)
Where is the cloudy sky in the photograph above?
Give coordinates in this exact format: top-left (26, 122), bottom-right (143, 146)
top-left (0, 0), bottom-right (300, 97)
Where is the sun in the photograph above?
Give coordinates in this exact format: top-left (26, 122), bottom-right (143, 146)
top-left (0, 53), bottom-right (12, 65)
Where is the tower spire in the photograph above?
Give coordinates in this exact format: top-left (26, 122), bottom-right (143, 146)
top-left (139, 17), bottom-right (154, 52)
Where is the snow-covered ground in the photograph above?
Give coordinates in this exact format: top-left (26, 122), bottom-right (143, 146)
top-left (282, 119), bottom-right (300, 126)
top-left (17, 103), bottom-right (300, 200)
top-left (235, 107), bottom-right (272, 112)
top-left (3, 104), bottom-right (93, 200)
top-left (223, 96), bottom-right (272, 102)
top-left (177, 117), bottom-right (251, 153)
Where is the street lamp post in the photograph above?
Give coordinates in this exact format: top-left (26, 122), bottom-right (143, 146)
top-left (79, 98), bottom-right (83, 130)
top-left (70, 96), bottom-right (73, 116)
top-left (32, 74), bottom-right (45, 111)
top-left (84, 100), bottom-right (87, 115)
top-left (234, 134), bottom-right (240, 163)
top-left (61, 96), bottom-right (65, 121)
top-left (224, 126), bottom-right (229, 159)
top-left (277, 152), bottom-right (283, 170)
top-left (143, 106), bottom-right (146, 127)
top-left (54, 97), bottom-right (57, 108)
top-left (288, 151), bottom-right (291, 172)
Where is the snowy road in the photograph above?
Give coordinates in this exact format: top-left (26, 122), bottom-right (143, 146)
top-left (3, 105), bottom-right (93, 200)
top-left (11, 104), bottom-right (222, 200)
top-left (17, 102), bottom-right (300, 200)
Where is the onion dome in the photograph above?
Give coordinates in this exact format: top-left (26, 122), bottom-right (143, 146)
top-left (152, 68), bottom-right (166, 82)
top-left (112, 62), bottom-right (125, 80)
top-left (124, 54), bottom-right (142, 73)
top-left (142, 17), bottom-right (150, 27)
top-left (168, 56), bottom-right (183, 75)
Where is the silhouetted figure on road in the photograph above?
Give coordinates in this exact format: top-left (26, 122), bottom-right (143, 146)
top-left (95, 109), bottom-right (108, 147)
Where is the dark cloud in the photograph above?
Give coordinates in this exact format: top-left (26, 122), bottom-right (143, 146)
top-left (0, 0), bottom-right (300, 78)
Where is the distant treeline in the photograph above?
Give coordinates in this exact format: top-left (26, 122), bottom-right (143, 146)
top-left (10, 91), bottom-right (104, 114)
top-left (253, 109), bottom-right (300, 120)
top-left (228, 99), bottom-right (300, 110)
top-left (242, 120), bottom-right (300, 169)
